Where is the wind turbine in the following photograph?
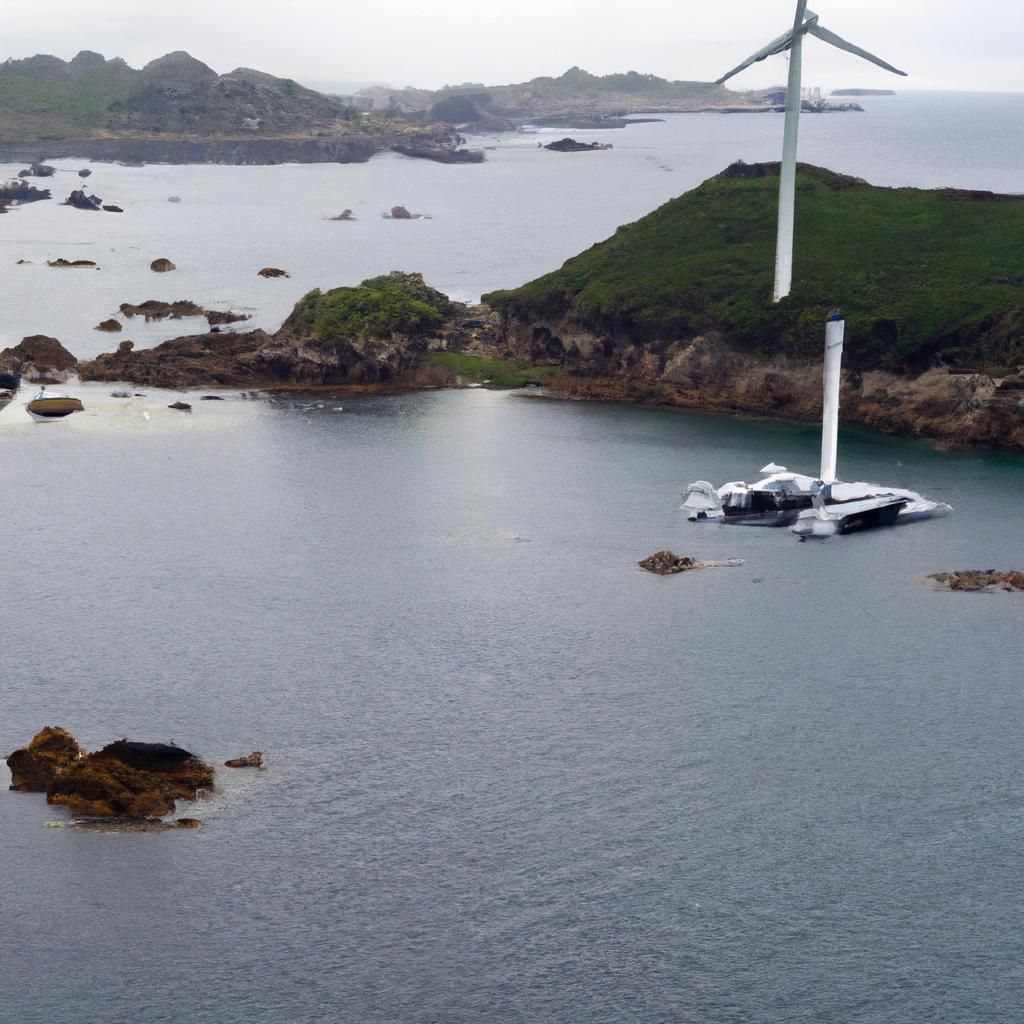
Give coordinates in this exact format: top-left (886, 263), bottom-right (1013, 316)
top-left (716, 2), bottom-right (907, 302)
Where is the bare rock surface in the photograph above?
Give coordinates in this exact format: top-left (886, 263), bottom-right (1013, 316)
top-left (7, 727), bottom-right (84, 792)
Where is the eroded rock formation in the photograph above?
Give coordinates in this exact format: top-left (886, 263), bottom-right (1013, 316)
top-left (7, 727), bottom-right (84, 791)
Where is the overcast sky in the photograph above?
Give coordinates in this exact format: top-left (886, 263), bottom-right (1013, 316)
top-left (4, 1), bottom-right (1023, 93)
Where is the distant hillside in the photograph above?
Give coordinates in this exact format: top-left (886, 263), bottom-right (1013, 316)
top-left (359, 66), bottom-right (766, 125)
top-left (484, 163), bottom-right (1024, 373)
top-left (0, 50), bottom-right (361, 140)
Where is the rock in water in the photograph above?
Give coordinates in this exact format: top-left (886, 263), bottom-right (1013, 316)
top-left (47, 258), bottom-right (97, 268)
top-left (224, 751), bottom-right (263, 768)
top-left (0, 335), bottom-right (78, 379)
top-left (168, 401), bottom-right (192, 412)
top-left (638, 550), bottom-right (702, 575)
top-left (150, 258), bottom-right (176, 273)
top-left (388, 206), bottom-right (413, 219)
top-left (46, 740), bottom-right (214, 817)
top-left (258, 266), bottom-right (289, 278)
top-left (167, 196), bottom-right (182, 203)
top-left (78, 168), bottom-right (92, 178)
top-left (928, 570), bottom-right (1024, 591)
top-left (95, 319), bottom-right (122, 332)
top-left (7, 727), bottom-right (84, 791)
top-left (103, 205), bottom-right (124, 213)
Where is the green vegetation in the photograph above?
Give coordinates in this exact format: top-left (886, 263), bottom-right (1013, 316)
top-left (286, 273), bottom-right (452, 341)
top-left (483, 163), bottom-right (1024, 371)
top-left (0, 51), bottom-right (359, 139)
top-left (422, 352), bottom-right (560, 388)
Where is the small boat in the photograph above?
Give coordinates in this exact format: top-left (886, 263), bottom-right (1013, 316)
top-left (25, 386), bottom-right (84, 421)
top-left (691, 313), bottom-right (951, 534)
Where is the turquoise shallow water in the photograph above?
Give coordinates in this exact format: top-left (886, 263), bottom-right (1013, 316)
top-left (2, 91), bottom-right (1024, 1023)
top-left (1, 387), bottom-right (1022, 1023)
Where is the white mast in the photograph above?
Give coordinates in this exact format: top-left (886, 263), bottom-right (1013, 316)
top-left (774, 0), bottom-right (808, 302)
top-left (820, 313), bottom-right (844, 484)
top-left (716, 4), bottom-right (907, 303)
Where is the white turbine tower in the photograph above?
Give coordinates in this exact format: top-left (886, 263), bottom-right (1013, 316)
top-left (716, 2), bottom-right (907, 302)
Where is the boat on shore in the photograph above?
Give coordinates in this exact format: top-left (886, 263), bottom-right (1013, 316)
top-left (24, 386), bottom-right (84, 421)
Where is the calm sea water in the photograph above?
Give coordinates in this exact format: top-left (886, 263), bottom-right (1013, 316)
top-left (2, 93), bottom-right (1024, 1023)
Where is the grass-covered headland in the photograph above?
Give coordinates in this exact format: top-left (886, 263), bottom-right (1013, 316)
top-left (483, 163), bottom-right (1024, 372)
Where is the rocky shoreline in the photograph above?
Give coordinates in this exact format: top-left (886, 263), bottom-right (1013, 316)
top-left (61, 279), bottom-right (1024, 452)
top-left (0, 126), bottom-right (467, 167)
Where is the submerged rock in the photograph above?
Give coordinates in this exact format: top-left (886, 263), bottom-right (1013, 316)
top-left (150, 257), bottom-right (176, 273)
top-left (103, 205), bottom-right (124, 213)
top-left (167, 195), bottom-right (182, 203)
top-left (7, 727), bottom-right (84, 792)
top-left (638, 550), bottom-right (702, 575)
top-left (224, 751), bottom-right (263, 768)
top-left (328, 209), bottom-right (356, 221)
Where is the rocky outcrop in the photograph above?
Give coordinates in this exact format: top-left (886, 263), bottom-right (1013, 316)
top-left (78, 273), bottom-right (496, 389)
top-left (63, 189), bottom-right (104, 210)
top-left (224, 752), bottom-right (263, 768)
top-left (0, 179), bottom-right (51, 203)
top-left (46, 740), bottom-right (214, 817)
top-left (638, 551), bottom-right (701, 575)
top-left (544, 138), bottom-right (611, 152)
top-left (0, 127), bottom-right (462, 167)
top-left (391, 144), bottom-right (484, 164)
top-left (928, 570), bottom-right (1024, 592)
top-left (18, 162), bottom-right (56, 177)
top-left (119, 299), bottom-right (245, 323)
top-left (0, 335), bottom-right (78, 377)
top-left (7, 727), bottom-right (84, 791)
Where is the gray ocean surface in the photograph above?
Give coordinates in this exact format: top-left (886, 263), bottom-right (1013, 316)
top-left (2, 93), bottom-right (1024, 1023)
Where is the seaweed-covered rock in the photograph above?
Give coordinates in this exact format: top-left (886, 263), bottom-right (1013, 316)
top-left (638, 550), bottom-right (701, 575)
top-left (46, 740), bottom-right (214, 817)
top-left (7, 727), bottom-right (84, 792)
top-left (47, 757), bottom-right (179, 817)
top-left (928, 570), bottom-right (1024, 591)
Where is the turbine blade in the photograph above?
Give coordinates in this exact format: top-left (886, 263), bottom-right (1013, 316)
top-left (715, 28), bottom-right (799, 85)
top-left (806, 23), bottom-right (908, 76)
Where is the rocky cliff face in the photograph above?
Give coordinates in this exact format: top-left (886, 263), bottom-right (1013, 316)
top-left (491, 314), bottom-right (1024, 451)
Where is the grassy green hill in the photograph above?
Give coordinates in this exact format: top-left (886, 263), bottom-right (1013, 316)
top-left (483, 163), bottom-right (1024, 371)
top-left (0, 50), bottom-right (359, 140)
